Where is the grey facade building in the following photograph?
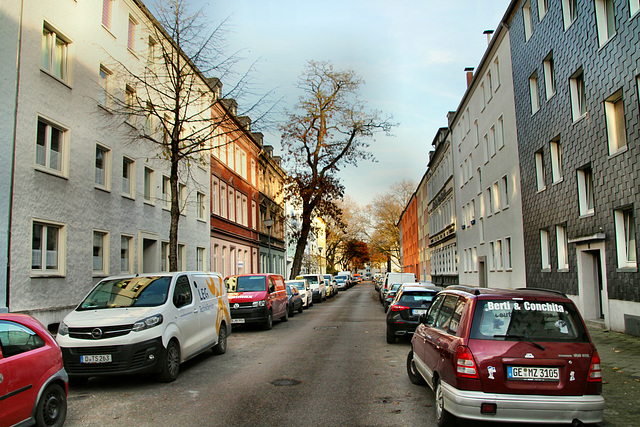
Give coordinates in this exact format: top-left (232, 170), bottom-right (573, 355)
top-left (506, 0), bottom-right (640, 333)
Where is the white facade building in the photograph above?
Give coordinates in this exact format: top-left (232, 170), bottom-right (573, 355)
top-left (450, 28), bottom-right (526, 289)
top-left (1, 0), bottom-right (211, 327)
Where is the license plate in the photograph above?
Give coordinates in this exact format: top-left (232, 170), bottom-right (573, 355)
top-left (80, 354), bottom-right (112, 364)
top-left (507, 366), bottom-right (560, 381)
top-left (231, 318), bottom-right (245, 324)
top-left (413, 309), bottom-right (427, 315)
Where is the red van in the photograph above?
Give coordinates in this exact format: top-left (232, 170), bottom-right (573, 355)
top-left (225, 274), bottom-right (288, 330)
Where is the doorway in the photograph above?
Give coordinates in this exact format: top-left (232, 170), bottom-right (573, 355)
top-left (577, 244), bottom-right (608, 323)
top-left (478, 256), bottom-right (487, 288)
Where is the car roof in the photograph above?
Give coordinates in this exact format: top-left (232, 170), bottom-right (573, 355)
top-left (401, 286), bottom-right (441, 293)
top-left (443, 285), bottom-right (569, 300)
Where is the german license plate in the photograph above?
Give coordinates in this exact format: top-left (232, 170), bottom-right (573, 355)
top-left (413, 309), bottom-right (427, 316)
top-left (80, 354), bottom-right (112, 363)
top-left (231, 318), bottom-right (245, 324)
top-left (507, 366), bottom-right (560, 381)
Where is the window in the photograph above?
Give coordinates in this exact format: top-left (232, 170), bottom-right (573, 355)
top-left (577, 166), bottom-right (595, 216)
top-left (540, 229), bottom-right (551, 270)
top-left (144, 101), bottom-right (156, 136)
top-left (127, 15), bottom-right (137, 51)
top-left (570, 70), bottom-right (587, 121)
top-left (41, 24), bottom-right (69, 81)
top-left (631, 0), bottom-right (640, 17)
top-left (0, 321), bottom-right (46, 358)
top-left (494, 57), bottom-right (501, 87)
top-left (120, 235), bottom-right (133, 273)
top-left (251, 159), bottom-right (257, 186)
top-left (474, 120), bottom-right (480, 147)
top-left (179, 183), bottom-right (187, 214)
top-left (102, 0), bottom-right (113, 29)
top-left (242, 195), bottom-right (248, 226)
top-left (122, 157), bottom-right (134, 197)
top-left (486, 187), bottom-right (493, 216)
top-left (98, 65), bottom-right (112, 108)
top-left (538, 0), bottom-right (549, 20)
top-left (35, 118), bottom-right (66, 175)
top-left (93, 230), bottom-right (109, 275)
top-left (495, 240), bottom-right (503, 270)
top-left (523, 1), bottom-right (533, 40)
top-left (543, 52), bottom-right (556, 99)
top-left (213, 244), bottom-right (219, 272)
top-left (605, 90), bottom-right (627, 154)
top-left (147, 37), bottom-right (157, 70)
top-left (550, 138), bottom-right (563, 183)
top-left (32, 221), bottom-right (64, 275)
top-left (595, 0), bottom-right (616, 47)
top-left (615, 208), bottom-right (637, 268)
top-left (486, 72), bottom-right (493, 101)
top-left (178, 244), bottom-right (186, 270)
top-left (144, 167), bottom-right (154, 203)
top-left (197, 247), bottom-right (206, 270)
top-left (496, 116), bottom-right (505, 150)
top-left (483, 134), bottom-right (489, 163)
top-left (197, 192), bottom-right (206, 220)
top-left (501, 176), bottom-right (509, 208)
top-left (228, 188), bottom-right (235, 222)
top-left (95, 144), bottom-right (110, 189)
top-left (480, 82), bottom-right (486, 108)
top-left (529, 72), bottom-right (540, 113)
top-left (556, 225), bottom-right (569, 270)
top-left (489, 125), bottom-right (496, 157)
top-left (220, 183), bottom-right (227, 217)
top-left (562, 0), bottom-right (578, 29)
top-left (125, 85), bottom-right (137, 125)
top-left (162, 176), bottom-right (170, 209)
top-left (476, 168), bottom-right (482, 195)
top-left (161, 242), bottom-right (169, 272)
top-left (173, 275), bottom-right (193, 307)
top-left (479, 218), bottom-right (485, 243)
top-left (212, 178), bottom-right (219, 215)
top-left (504, 237), bottom-right (512, 270)
top-left (492, 182), bottom-right (501, 212)
top-left (535, 149), bottom-right (546, 191)
top-left (489, 242), bottom-right (495, 271)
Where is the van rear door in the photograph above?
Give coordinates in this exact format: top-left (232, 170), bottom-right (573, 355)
top-left (192, 273), bottom-right (220, 349)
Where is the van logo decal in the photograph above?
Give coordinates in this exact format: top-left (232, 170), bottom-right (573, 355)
top-left (525, 353), bottom-right (534, 358)
top-left (91, 328), bottom-right (103, 339)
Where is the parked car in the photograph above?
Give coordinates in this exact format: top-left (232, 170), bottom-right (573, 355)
top-left (386, 285), bottom-right (441, 343)
top-left (285, 284), bottom-right (304, 317)
top-left (382, 283), bottom-right (403, 311)
top-left (334, 275), bottom-right (349, 291)
top-left (353, 273), bottom-right (362, 283)
top-left (336, 273), bottom-right (352, 288)
top-left (1, 313), bottom-right (68, 426)
top-left (337, 271), bottom-right (354, 288)
top-left (380, 272), bottom-right (416, 302)
top-left (323, 274), bottom-right (338, 297)
top-left (407, 286), bottom-right (604, 426)
top-left (296, 274), bottom-right (326, 302)
top-left (226, 274), bottom-right (288, 330)
top-left (286, 279), bottom-right (312, 308)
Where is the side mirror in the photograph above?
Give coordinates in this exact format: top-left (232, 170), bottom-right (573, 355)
top-left (419, 313), bottom-right (428, 324)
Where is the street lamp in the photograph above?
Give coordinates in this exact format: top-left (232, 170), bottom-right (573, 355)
top-left (264, 218), bottom-right (274, 273)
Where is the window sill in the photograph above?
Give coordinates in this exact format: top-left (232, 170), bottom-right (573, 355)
top-left (557, 268), bottom-right (570, 273)
top-left (34, 165), bottom-right (68, 180)
top-left (31, 272), bottom-right (65, 278)
top-left (609, 145), bottom-right (628, 158)
top-left (552, 178), bottom-right (564, 185)
top-left (94, 185), bottom-right (111, 194)
top-left (102, 24), bottom-right (117, 39)
top-left (617, 266), bottom-right (638, 273)
top-left (572, 112), bottom-right (588, 124)
top-left (122, 193), bottom-right (135, 201)
top-left (197, 218), bottom-right (207, 224)
top-left (92, 273), bottom-right (108, 278)
top-left (541, 268), bottom-right (552, 273)
top-left (40, 68), bottom-right (72, 89)
top-left (597, 32), bottom-right (617, 51)
top-left (144, 200), bottom-right (155, 207)
top-left (536, 187), bottom-right (546, 194)
top-left (579, 211), bottom-right (595, 219)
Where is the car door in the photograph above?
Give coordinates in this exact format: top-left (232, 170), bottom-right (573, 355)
top-left (414, 294), bottom-right (445, 379)
top-left (192, 273), bottom-right (219, 349)
top-left (0, 320), bottom-right (46, 426)
top-left (172, 274), bottom-right (200, 358)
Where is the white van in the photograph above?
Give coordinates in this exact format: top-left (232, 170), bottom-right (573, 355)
top-left (56, 272), bottom-right (230, 382)
top-left (380, 272), bottom-right (416, 302)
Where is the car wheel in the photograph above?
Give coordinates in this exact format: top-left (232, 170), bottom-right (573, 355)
top-left (35, 383), bottom-right (67, 427)
top-left (386, 328), bottom-right (396, 344)
top-left (298, 304), bottom-right (304, 314)
top-left (406, 350), bottom-right (426, 385)
top-left (435, 379), bottom-right (456, 427)
top-left (289, 304), bottom-right (295, 317)
top-left (282, 307), bottom-right (289, 322)
top-left (158, 340), bottom-right (181, 382)
top-left (263, 310), bottom-right (273, 330)
top-left (212, 324), bottom-right (227, 355)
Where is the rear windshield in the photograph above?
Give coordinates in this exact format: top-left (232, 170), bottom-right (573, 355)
top-left (303, 276), bottom-right (319, 284)
top-left (225, 276), bottom-right (266, 292)
top-left (470, 299), bottom-right (588, 342)
top-left (78, 276), bottom-right (171, 310)
top-left (398, 291), bottom-right (437, 304)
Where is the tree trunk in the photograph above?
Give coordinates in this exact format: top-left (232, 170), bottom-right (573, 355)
top-left (289, 205), bottom-right (314, 279)
top-left (169, 144), bottom-right (180, 271)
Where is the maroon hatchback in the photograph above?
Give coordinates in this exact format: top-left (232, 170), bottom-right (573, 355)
top-left (407, 286), bottom-right (604, 426)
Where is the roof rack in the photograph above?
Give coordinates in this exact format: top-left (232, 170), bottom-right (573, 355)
top-left (515, 287), bottom-right (567, 298)
top-left (445, 285), bottom-right (481, 295)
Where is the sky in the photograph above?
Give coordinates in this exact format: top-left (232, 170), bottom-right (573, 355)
top-left (188, 0), bottom-right (513, 207)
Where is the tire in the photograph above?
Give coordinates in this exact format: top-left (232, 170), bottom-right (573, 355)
top-left (386, 328), bottom-right (396, 344)
top-left (435, 379), bottom-right (456, 427)
top-left (263, 310), bottom-right (273, 330)
top-left (158, 340), bottom-right (181, 382)
top-left (298, 304), bottom-right (303, 314)
top-left (288, 304), bottom-right (295, 318)
top-left (35, 383), bottom-right (67, 427)
top-left (212, 324), bottom-right (227, 355)
top-left (282, 307), bottom-right (289, 322)
top-left (406, 350), bottom-right (426, 385)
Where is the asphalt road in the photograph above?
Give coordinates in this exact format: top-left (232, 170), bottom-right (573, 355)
top-left (64, 282), bottom-right (438, 426)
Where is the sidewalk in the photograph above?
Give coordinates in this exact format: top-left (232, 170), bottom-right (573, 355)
top-left (588, 326), bottom-right (640, 378)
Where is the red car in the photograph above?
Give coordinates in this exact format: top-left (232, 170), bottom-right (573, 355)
top-left (407, 286), bottom-right (604, 426)
top-left (0, 313), bottom-right (68, 426)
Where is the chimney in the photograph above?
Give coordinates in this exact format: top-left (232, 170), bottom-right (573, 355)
top-left (464, 67), bottom-right (474, 88)
top-left (263, 145), bottom-right (273, 157)
top-left (206, 77), bottom-right (222, 100)
top-left (483, 30), bottom-right (494, 45)
top-left (252, 132), bottom-right (264, 147)
top-left (221, 99), bottom-right (237, 116)
top-left (237, 116), bottom-right (251, 131)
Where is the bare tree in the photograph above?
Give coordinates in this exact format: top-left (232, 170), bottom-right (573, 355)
top-left (281, 60), bottom-right (395, 279)
top-left (102, 0), bottom-right (273, 270)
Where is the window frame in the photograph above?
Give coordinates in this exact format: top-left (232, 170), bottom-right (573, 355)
top-left (120, 234), bottom-right (134, 274)
top-left (550, 137), bottom-right (563, 183)
top-left (577, 166), bottom-right (595, 216)
top-left (556, 225), bottom-right (569, 270)
top-left (41, 22), bottom-right (71, 83)
top-left (94, 143), bottom-right (111, 191)
top-left (144, 167), bottom-right (155, 205)
top-left (570, 70), bottom-right (587, 121)
top-left (197, 191), bottom-right (206, 221)
top-left (540, 228), bottom-right (551, 270)
top-left (31, 219), bottom-right (66, 277)
top-left (535, 149), bottom-right (546, 192)
top-left (529, 71), bottom-right (540, 114)
top-left (35, 117), bottom-right (68, 178)
top-left (122, 156), bottom-right (135, 198)
top-left (614, 207), bottom-right (637, 269)
top-left (595, 0), bottom-right (616, 47)
top-left (92, 229), bottom-right (109, 276)
top-left (523, 1), bottom-right (534, 41)
top-left (562, 0), bottom-right (578, 29)
top-left (543, 52), bottom-right (556, 99)
top-left (604, 89), bottom-right (628, 155)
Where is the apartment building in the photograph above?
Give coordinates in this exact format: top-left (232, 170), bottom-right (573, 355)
top-left (399, 193), bottom-right (419, 279)
top-left (506, 0), bottom-right (640, 333)
top-left (1, 0), bottom-right (212, 326)
top-left (450, 25), bottom-right (527, 289)
top-left (416, 172), bottom-right (432, 282)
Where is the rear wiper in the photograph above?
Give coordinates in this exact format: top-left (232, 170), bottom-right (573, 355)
top-left (493, 334), bottom-right (546, 351)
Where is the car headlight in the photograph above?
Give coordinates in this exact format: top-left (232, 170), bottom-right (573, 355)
top-left (58, 322), bottom-right (69, 336)
top-left (252, 300), bottom-right (266, 307)
top-left (132, 314), bottom-right (163, 332)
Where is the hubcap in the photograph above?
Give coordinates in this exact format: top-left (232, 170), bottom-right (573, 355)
top-left (168, 345), bottom-right (179, 376)
top-left (436, 383), bottom-right (444, 419)
top-left (43, 394), bottom-right (61, 424)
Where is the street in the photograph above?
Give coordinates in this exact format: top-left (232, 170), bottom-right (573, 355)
top-left (64, 282), bottom-right (436, 426)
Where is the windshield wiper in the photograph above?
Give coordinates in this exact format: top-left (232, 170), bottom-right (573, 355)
top-left (493, 334), bottom-right (546, 351)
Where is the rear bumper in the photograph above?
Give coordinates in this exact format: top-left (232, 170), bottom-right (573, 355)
top-left (230, 306), bottom-right (269, 324)
top-left (442, 381), bottom-right (604, 424)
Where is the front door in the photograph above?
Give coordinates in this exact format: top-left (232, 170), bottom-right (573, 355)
top-left (576, 243), bottom-right (608, 324)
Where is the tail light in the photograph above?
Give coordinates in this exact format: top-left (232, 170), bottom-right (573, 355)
top-left (390, 304), bottom-right (410, 312)
top-left (587, 351), bottom-right (602, 382)
top-left (455, 345), bottom-right (479, 379)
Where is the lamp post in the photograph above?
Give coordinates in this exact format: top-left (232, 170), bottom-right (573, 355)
top-left (264, 218), bottom-right (274, 273)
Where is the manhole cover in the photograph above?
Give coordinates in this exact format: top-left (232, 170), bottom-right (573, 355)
top-left (270, 378), bottom-right (301, 387)
top-left (314, 326), bottom-right (339, 330)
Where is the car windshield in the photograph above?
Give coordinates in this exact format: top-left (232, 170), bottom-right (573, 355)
top-left (225, 276), bottom-right (266, 292)
top-left (335, 277), bottom-right (346, 282)
top-left (78, 276), bottom-right (171, 310)
top-left (287, 281), bottom-right (305, 289)
top-left (303, 276), bottom-right (318, 284)
top-left (398, 291), bottom-right (437, 305)
top-left (470, 299), bottom-right (588, 342)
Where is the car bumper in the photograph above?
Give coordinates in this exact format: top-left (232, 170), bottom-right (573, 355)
top-left (387, 319), bottom-right (420, 335)
top-left (61, 337), bottom-right (165, 377)
top-left (441, 381), bottom-right (605, 424)
top-left (230, 306), bottom-right (269, 324)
